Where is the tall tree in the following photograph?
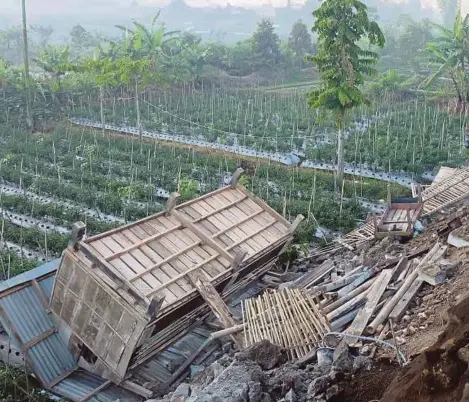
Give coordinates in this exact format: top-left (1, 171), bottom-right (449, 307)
top-left (30, 25), bottom-right (54, 47)
top-left (288, 20), bottom-right (314, 67)
top-left (307, 0), bottom-right (384, 185)
top-left (251, 19), bottom-right (282, 69)
top-left (21, 0), bottom-right (33, 131)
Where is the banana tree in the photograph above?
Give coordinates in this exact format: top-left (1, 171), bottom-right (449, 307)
top-left (422, 12), bottom-right (469, 104)
top-left (115, 14), bottom-right (179, 72)
top-left (34, 45), bottom-right (73, 93)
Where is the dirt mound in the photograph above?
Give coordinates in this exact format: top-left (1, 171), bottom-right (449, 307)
top-left (338, 360), bottom-right (398, 402)
top-left (237, 340), bottom-right (288, 370)
top-left (381, 292), bottom-right (469, 402)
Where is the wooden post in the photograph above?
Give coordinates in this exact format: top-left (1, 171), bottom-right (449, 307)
top-left (230, 168), bottom-right (244, 188)
top-left (146, 295), bottom-right (166, 320)
top-left (165, 192), bottom-right (180, 215)
top-left (387, 184), bottom-right (392, 204)
top-left (417, 184), bottom-right (423, 203)
top-left (223, 251), bottom-right (247, 292)
top-left (291, 214), bottom-right (305, 233)
top-left (71, 222), bottom-right (86, 250)
top-left (188, 270), bottom-right (243, 347)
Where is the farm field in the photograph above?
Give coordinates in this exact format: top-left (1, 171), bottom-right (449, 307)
top-left (0, 118), bottom-right (404, 277)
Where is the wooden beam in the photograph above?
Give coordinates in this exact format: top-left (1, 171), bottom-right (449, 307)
top-left (211, 209), bottom-right (263, 238)
top-left (230, 168), bottom-right (244, 188)
top-left (144, 254), bottom-right (219, 298)
top-left (48, 366), bottom-right (78, 388)
top-left (121, 380), bottom-right (153, 399)
top-left (290, 214), bottom-right (305, 233)
top-left (170, 209), bottom-right (234, 262)
top-left (235, 183), bottom-right (291, 227)
top-left (31, 279), bottom-right (50, 310)
top-left (105, 224), bottom-right (182, 262)
top-left (71, 222), bottom-right (86, 250)
top-left (79, 380), bottom-right (112, 402)
top-left (24, 328), bottom-right (57, 350)
top-left (226, 220), bottom-right (277, 251)
top-left (130, 240), bottom-right (202, 282)
top-left (187, 270), bottom-right (243, 347)
top-left (192, 195), bottom-right (249, 223)
top-left (345, 269), bottom-right (393, 343)
top-left (165, 192), bottom-right (180, 215)
top-left (389, 279), bottom-right (423, 322)
top-left (146, 295), bottom-right (166, 320)
top-left (223, 251), bottom-right (248, 292)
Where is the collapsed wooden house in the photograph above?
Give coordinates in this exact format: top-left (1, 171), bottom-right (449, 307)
top-left (50, 172), bottom-right (302, 389)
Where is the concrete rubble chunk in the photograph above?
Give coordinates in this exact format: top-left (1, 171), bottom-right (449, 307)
top-left (192, 360), bottom-right (262, 402)
top-left (284, 389), bottom-right (297, 402)
top-left (332, 341), bottom-right (354, 372)
top-left (307, 376), bottom-right (331, 397)
top-left (448, 228), bottom-right (469, 248)
top-left (171, 383), bottom-right (191, 402)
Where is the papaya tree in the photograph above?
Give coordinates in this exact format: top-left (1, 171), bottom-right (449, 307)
top-left (306, 0), bottom-right (385, 185)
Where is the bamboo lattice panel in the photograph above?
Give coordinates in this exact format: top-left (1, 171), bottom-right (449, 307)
top-left (242, 288), bottom-right (330, 360)
top-left (178, 186), bottom-right (291, 260)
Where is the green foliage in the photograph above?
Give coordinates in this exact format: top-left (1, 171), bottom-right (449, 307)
top-left (178, 175), bottom-right (199, 202)
top-left (307, 0), bottom-right (385, 115)
top-left (288, 20), bottom-right (315, 67)
top-left (423, 11), bottom-right (469, 102)
top-left (251, 19), bottom-right (282, 69)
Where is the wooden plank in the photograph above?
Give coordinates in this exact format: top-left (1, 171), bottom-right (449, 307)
top-left (202, 195), bottom-right (265, 252)
top-left (144, 254), bottom-right (220, 298)
top-left (105, 224), bottom-right (182, 262)
top-left (171, 209), bottom-right (234, 262)
top-left (345, 269), bottom-right (393, 342)
top-left (226, 220), bottom-right (277, 251)
top-left (235, 184), bottom-right (291, 227)
top-left (129, 241), bottom-right (201, 282)
top-left (191, 195), bottom-right (248, 223)
top-left (389, 279), bottom-right (424, 322)
top-left (121, 380), bottom-right (153, 399)
top-left (390, 257), bottom-right (409, 282)
top-left (187, 270), bottom-right (243, 347)
top-left (48, 366), bottom-right (79, 388)
top-left (78, 243), bottom-right (149, 308)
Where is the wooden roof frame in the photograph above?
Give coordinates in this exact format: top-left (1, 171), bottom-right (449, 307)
top-left (71, 175), bottom-right (299, 318)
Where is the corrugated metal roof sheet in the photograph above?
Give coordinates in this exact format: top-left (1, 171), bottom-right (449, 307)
top-left (0, 283), bottom-right (76, 385)
top-left (28, 333), bottom-right (76, 385)
top-left (52, 370), bottom-right (141, 402)
top-left (0, 259), bottom-right (60, 292)
top-left (0, 286), bottom-right (54, 341)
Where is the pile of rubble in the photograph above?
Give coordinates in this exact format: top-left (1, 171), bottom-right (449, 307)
top-left (150, 339), bottom-right (395, 402)
top-left (155, 201), bottom-right (469, 402)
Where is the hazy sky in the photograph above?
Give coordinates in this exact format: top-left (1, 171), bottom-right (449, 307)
top-left (0, 0), bottom-right (467, 19)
